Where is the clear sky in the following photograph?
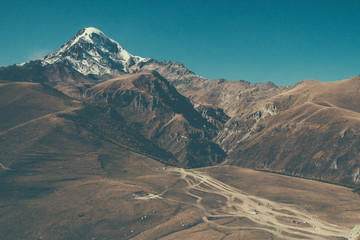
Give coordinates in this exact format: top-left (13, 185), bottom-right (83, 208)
top-left (1, 0), bottom-right (360, 86)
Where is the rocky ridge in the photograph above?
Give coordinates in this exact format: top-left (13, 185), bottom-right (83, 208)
top-left (84, 71), bottom-right (226, 167)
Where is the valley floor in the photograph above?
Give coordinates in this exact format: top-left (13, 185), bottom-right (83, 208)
top-left (1, 155), bottom-right (360, 240)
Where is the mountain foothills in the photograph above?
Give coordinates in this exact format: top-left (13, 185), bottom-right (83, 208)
top-left (1, 27), bottom-right (359, 188)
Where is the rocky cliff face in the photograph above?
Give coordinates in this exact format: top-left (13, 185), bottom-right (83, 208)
top-left (85, 71), bottom-right (226, 167)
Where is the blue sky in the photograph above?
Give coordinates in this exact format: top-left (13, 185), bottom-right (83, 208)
top-left (1, 0), bottom-right (360, 85)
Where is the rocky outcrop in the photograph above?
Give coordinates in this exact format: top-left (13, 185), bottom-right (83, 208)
top-left (85, 71), bottom-right (226, 167)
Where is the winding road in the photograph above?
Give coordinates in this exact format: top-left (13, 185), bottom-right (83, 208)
top-left (167, 167), bottom-right (356, 240)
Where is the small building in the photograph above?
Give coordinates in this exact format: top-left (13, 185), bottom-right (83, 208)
top-left (250, 209), bottom-right (258, 215)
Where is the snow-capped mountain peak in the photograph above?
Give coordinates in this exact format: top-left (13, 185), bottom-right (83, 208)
top-left (38, 27), bottom-right (149, 76)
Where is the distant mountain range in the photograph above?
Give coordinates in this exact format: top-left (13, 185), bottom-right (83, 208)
top-left (1, 27), bottom-right (359, 188)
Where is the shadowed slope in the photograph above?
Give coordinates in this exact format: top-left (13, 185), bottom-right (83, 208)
top-left (0, 81), bottom-right (182, 173)
top-left (85, 71), bottom-right (226, 167)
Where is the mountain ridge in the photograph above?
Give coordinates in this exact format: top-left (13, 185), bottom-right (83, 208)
top-left (0, 27), bottom-right (359, 188)
top-left (84, 70), bottom-right (226, 167)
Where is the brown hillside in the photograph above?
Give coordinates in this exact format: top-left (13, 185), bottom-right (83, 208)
top-left (227, 76), bottom-right (360, 186)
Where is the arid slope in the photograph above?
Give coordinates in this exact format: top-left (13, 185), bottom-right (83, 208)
top-left (227, 76), bottom-right (360, 186)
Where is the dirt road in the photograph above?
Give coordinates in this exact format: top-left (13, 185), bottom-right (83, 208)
top-left (167, 167), bottom-right (355, 240)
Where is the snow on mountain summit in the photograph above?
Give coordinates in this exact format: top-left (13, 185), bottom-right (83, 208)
top-left (39, 27), bottom-right (149, 76)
